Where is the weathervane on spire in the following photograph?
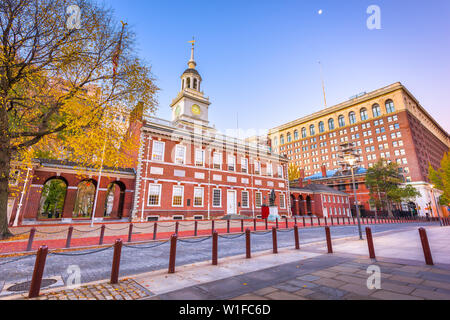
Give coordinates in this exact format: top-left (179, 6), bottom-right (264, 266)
top-left (187, 36), bottom-right (197, 69)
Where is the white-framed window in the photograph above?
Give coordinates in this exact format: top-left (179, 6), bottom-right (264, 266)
top-left (241, 191), bottom-right (249, 208)
top-left (195, 149), bottom-right (205, 166)
top-left (172, 185), bottom-right (184, 207)
top-left (278, 165), bottom-right (283, 178)
top-left (254, 161), bottom-right (261, 175)
top-left (241, 157), bottom-right (248, 173)
top-left (175, 145), bottom-right (186, 165)
top-left (193, 215), bottom-right (204, 220)
top-left (147, 216), bottom-right (159, 222)
top-left (255, 192), bottom-right (262, 208)
top-left (279, 194), bottom-right (286, 209)
top-left (148, 184), bottom-right (161, 206)
top-left (213, 152), bottom-right (222, 169)
top-left (228, 154), bottom-right (236, 171)
top-left (212, 189), bottom-right (221, 208)
top-left (173, 215), bottom-right (184, 220)
top-left (266, 163), bottom-right (273, 176)
top-left (194, 187), bottom-right (204, 207)
top-left (152, 141), bottom-right (165, 162)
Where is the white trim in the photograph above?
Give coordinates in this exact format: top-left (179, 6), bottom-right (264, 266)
top-left (193, 187), bottom-right (204, 207)
top-left (212, 188), bottom-right (222, 208)
top-left (241, 190), bottom-right (250, 208)
top-left (147, 183), bottom-right (162, 207)
top-left (172, 185), bottom-right (184, 207)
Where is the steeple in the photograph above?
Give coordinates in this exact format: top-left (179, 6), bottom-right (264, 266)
top-left (170, 39), bottom-right (211, 128)
top-left (188, 37), bottom-right (197, 69)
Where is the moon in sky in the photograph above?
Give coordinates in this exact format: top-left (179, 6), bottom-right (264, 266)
top-left (318, 9), bottom-right (323, 15)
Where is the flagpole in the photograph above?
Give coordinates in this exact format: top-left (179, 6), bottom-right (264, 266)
top-left (90, 21), bottom-right (126, 227)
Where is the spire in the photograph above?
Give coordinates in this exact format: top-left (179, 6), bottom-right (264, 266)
top-left (188, 37), bottom-right (196, 69)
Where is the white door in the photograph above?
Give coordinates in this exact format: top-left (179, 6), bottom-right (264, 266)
top-left (227, 190), bottom-right (237, 215)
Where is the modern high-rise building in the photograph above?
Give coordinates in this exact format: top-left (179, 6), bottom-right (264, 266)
top-left (268, 82), bottom-right (450, 217)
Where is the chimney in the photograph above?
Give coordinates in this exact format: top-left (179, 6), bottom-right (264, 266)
top-left (321, 165), bottom-right (327, 178)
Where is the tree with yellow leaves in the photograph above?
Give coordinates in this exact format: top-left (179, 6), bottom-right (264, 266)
top-left (288, 163), bottom-right (301, 182)
top-left (0, 0), bottom-right (158, 239)
top-left (428, 153), bottom-right (450, 205)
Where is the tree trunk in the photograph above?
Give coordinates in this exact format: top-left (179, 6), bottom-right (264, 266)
top-left (0, 105), bottom-right (13, 239)
top-left (387, 201), bottom-right (393, 217)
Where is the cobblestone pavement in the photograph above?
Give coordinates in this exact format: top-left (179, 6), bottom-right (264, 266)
top-left (27, 279), bottom-right (154, 300)
top-left (151, 253), bottom-right (450, 301)
top-left (0, 222), bottom-right (437, 298)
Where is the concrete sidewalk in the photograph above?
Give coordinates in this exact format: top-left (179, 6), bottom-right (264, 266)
top-left (4, 225), bottom-right (450, 300)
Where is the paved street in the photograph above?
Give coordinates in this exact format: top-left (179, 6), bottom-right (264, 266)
top-left (0, 222), bottom-right (437, 297)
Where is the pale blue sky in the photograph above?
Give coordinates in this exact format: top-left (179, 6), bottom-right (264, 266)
top-left (107, 0), bottom-right (450, 134)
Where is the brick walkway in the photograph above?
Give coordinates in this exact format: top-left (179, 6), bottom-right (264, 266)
top-left (228, 255), bottom-right (450, 300)
top-left (27, 279), bottom-right (154, 300)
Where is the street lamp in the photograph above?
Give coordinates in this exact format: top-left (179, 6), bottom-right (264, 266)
top-left (339, 143), bottom-right (363, 240)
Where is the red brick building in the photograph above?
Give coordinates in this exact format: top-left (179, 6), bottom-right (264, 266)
top-left (130, 44), bottom-right (290, 221)
top-left (269, 83), bottom-right (450, 218)
top-left (8, 159), bottom-right (136, 226)
top-left (290, 182), bottom-right (350, 218)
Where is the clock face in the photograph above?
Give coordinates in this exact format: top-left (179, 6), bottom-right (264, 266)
top-left (191, 104), bottom-right (201, 115)
top-left (175, 105), bottom-right (181, 117)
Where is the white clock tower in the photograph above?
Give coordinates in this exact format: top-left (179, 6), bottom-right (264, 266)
top-left (170, 40), bottom-right (212, 128)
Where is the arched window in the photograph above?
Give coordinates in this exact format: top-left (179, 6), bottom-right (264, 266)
top-left (349, 112), bottom-right (356, 125)
top-left (386, 100), bottom-right (395, 113)
top-left (319, 121), bottom-right (325, 133)
top-left (38, 178), bottom-right (67, 219)
top-left (73, 180), bottom-right (96, 218)
top-left (309, 125), bottom-right (315, 136)
top-left (186, 77), bottom-right (191, 89)
top-left (294, 130), bottom-right (299, 140)
top-left (287, 132), bottom-right (292, 143)
top-left (301, 128), bottom-right (307, 138)
top-left (280, 135), bottom-right (285, 145)
top-left (104, 182), bottom-right (125, 218)
top-left (372, 104), bottom-right (381, 117)
top-left (360, 108), bottom-right (368, 121)
top-left (328, 119), bottom-right (335, 130)
top-left (193, 78), bottom-right (198, 90)
top-left (338, 115), bottom-right (345, 127)
top-left (273, 137), bottom-right (278, 146)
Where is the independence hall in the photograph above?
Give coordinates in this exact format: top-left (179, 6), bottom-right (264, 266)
top-left (130, 44), bottom-right (290, 221)
top-left (268, 82), bottom-right (450, 217)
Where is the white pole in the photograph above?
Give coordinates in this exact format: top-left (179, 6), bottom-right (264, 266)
top-left (13, 167), bottom-right (31, 227)
top-left (90, 138), bottom-right (107, 228)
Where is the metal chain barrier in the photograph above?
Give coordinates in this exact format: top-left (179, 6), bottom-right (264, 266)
top-left (178, 236), bottom-right (212, 244)
top-left (73, 227), bottom-right (102, 233)
top-left (251, 230), bottom-right (272, 236)
top-left (0, 254), bottom-right (36, 266)
top-left (11, 230), bottom-right (31, 236)
top-left (49, 246), bottom-right (113, 256)
top-left (105, 226), bottom-right (130, 231)
top-left (277, 228), bottom-right (294, 233)
top-left (178, 222), bottom-right (196, 227)
top-left (35, 229), bottom-right (68, 235)
top-left (133, 224), bottom-right (154, 230)
top-left (158, 223), bottom-right (177, 229)
top-left (218, 233), bottom-right (245, 240)
top-left (123, 240), bottom-right (170, 250)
